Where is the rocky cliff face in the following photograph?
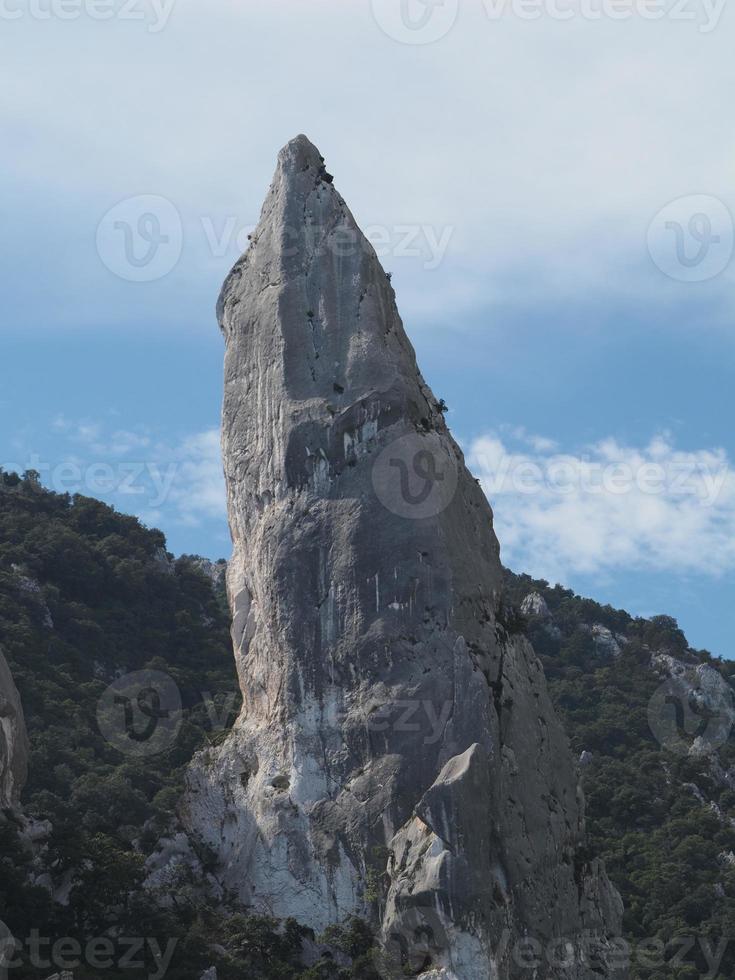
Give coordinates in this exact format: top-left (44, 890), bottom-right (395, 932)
top-left (0, 647), bottom-right (28, 809)
top-left (184, 135), bottom-right (624, 978)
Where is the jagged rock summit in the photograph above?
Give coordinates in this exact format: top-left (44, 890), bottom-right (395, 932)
top-left (184, 135), bottom-right (624, 978)
top-left (0, 646), bottom-right (29, 809)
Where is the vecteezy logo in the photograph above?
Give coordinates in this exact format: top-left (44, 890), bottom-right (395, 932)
top-left (372, 433), bottom-right (458, 519)
top-left (96, 669), bottom-right (182, 757)
top-left (647, 195), bottom-right (734, 283)
top-left (96, 195), bottom-right (183, 282)
top-left (392, 450), bottom-right (443, 505)
top-left (370, 0), bottom-right (459, 45)
top-left (374, 905), bottom-right (448, 979)
top-left (0, 919), bottom-right (16, 980)
top-left (647, 677), bottom-right (734, 757)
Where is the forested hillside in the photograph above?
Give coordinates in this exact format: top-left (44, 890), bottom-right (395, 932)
top-left (0, 472), bottom-right (376, 979)
top-left (504, 571), bottom-right (735, 980)
top-left (2, 471), bottom-right (734, 979)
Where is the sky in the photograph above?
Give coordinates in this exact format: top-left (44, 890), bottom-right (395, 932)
top-left (1, 0), bottom-right (733, 658)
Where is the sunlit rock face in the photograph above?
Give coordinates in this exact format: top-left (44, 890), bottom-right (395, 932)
top-left (183, 135), bottom-right (625, 979)
top-left (0, 647), bottom-right (28, 809)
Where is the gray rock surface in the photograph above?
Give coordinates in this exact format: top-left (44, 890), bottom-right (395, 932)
top-left (183, 135), bottom-right (624, 978)
top-left (649, 652), bottom-right (735, 758)
top-left (520, 591), bottom-right (551, 620)
top-left (0, 646), bottom-right (29, 808)
top-left (591, 625), bottom-right (624, 659)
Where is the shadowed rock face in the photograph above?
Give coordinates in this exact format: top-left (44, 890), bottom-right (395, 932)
top-left (0, 647), bottom-right (28, 809)
top-left (184, 135), bottom-right (624, 979)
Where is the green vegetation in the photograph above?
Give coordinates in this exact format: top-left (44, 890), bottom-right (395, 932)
top-left (2, 471), bottom-right (734, 978)
top-left (504, 570), bottom-right (735, 980)
top-left (0, 473), bottom-right (382, 978)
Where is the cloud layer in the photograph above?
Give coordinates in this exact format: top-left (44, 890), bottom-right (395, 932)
top-left (2, 1), bottom-right (734, 334)
top-left (469, 430), bottom-right (735, 582)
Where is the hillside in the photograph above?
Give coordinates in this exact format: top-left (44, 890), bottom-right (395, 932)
top-left (1, 471), bottom-right (734, 978)
top-left (0, 472), bottom-right (379, 979)
top-left (504, 571), bottom-right (735, 979)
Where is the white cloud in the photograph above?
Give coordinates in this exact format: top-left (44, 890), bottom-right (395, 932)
top-left (500, 425), bottom-right (559, 454)
top-left (52, 416), bottom-right (103, 445)
top-left (469, 431), bottom-right (735, 582)
top-left (165, 429), bottom-right (227, 525)
top-left (108, 429), bottom-right (152, 455)
top-left (21, 419), bottom-right (226, 531)
top-left (2, 1), bottom-right (733, 334)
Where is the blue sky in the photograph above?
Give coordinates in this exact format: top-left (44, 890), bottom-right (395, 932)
top-left (1, 1), bottom-right (733, 658)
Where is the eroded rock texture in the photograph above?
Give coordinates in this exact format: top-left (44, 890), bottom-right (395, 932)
top-left (184, 135), bottom-right (624, 978)
top-left (0, 647), bottom-right (28, 809)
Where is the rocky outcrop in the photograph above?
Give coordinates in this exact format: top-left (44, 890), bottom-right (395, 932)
top-left (590, 625), bottom-right (624, 659)
top-left (184, 135), bottom-right (624, 978)
top-left (186, 557), bottom-right (228, 593)
top-left (0, 647), bottom-right (29, 809)
top-left (649, 653), bottom-right (735, 758)
top-left (520, 592), bottom-right (551, 620)
top-left (11, 565), bottom-right (53, 630)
